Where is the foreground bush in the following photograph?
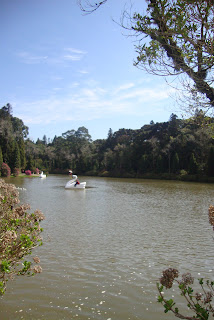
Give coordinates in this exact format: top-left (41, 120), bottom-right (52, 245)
top-left (157, 269), bottom-right (214, 320)
top-left (157, 206), bottom-right (214, 319)
top-left (0, 179), bottom-right (45, 294)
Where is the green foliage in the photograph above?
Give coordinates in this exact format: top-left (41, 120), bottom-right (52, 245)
top-left (23, 115), bottom-right (214, 179)
top-left (207, 147), bottom-right (214, 177)
top-left (13, 168), bottom-right (20, 177)
top-left (0, 146), bottom-right (3, 169)
top-left (13, 141), bottom-right (21, 169)
top-left (172, 152), bottom-right (180, 173)
top-left (156, 154), bottom-right (164, 173)
top-left (26, 154), bottom-right (34, 172)
top-left (189, 153), bottom-right (198, 174)
top-left (1, 104), bottom-right (214, 180)
top-left (157, 268), bottom-right (214, 319)
top-left (0, 179), bottom-right (44, 294)
top-left (0, 105), bottom-right (27, 171)
top-left (1, 163), bottom-right (11, 177)
top-left (132, 0), bottom-right (214, 107)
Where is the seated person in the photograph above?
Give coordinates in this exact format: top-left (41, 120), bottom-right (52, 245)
top-left (75, 179), bottom-right (80, 186)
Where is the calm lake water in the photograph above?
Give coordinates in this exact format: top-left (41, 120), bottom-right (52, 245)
top-left (0, 175), bottom-right (214, 320)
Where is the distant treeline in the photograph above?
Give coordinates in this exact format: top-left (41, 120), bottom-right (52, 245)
top-left (1, 104), bottom-right (214, 182)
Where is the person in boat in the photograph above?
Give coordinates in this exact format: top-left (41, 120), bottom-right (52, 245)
top-left (75, 179), bottom-right (80, 187)
top-left (69, 170), bottom-right (79, 186)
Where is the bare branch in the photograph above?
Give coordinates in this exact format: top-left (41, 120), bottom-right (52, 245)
top-left (77, 0), bottom-right (107, 14)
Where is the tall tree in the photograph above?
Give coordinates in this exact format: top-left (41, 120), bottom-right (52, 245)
top-left (172, 152), bottom-right (180, 174)
top-left (13, 141), bottom-right (21, 170)
top-left (0, 146), bottom-right (3, 169)
top-left (207, 146), bottom-right (214, 177)
top-left (18, 138), bottom-right (26, 169)
top-left (42, 135), bottom-right (47, 145)
top-left (188, 153), bottom-right (198, 174)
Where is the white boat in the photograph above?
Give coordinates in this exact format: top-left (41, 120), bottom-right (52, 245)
top-left (40, 171), bottom-right (46, 178)
top-left (65, 174), bottom-right (86, 189)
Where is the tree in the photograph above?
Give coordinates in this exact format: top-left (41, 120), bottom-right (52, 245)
top-left (207, 146), bottom-right (214, 177)
top-left (1, 103), bottom-right (13, 117)
top-left (188, 152), bottom-right (198, 175)
top-left (0, 105), bottom-right (28, 171)
top-left (0, 146), bottom-right (3, 169)
top-left (107, 128), bottom-right (113, 139)
top-left (11, 117), bottom-right (29, 139)
top-left (26, 154), bottom-right (34, 172)
top-left (12, 141), bottom-right (21, 170)
top-left (79, 0), bottom-right (214, 110)
top-left (75, 126), bottom-right (92, 142)
top-left (78, 0), bottom-right (107, 13)
top-left (172, 152), bottom-right (179, 173)
top-left (0, 179), bottom-right (44, 294)
top-left (42, 135), bottom-right (47, 145)
top-left (156, 154), bottom-right (164, 173)
top-left (18, 138), bottom-right (26, 169)
top-left (132, 0), bottom-right (214, 108)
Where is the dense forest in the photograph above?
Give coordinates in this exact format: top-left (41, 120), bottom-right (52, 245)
top-left (1, 103), bottom-right (214, 182)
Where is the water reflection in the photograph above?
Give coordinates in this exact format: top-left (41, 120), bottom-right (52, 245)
top-left (0, 175), bottom-right (214, 319)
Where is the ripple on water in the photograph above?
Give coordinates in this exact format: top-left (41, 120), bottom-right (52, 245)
top-left (0, 176), bottom-right (214, 320)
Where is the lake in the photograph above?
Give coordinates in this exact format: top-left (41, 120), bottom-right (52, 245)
top-left (0, 175), bottom-right (213, 320)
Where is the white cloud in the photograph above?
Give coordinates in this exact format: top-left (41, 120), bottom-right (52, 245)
top-left (50, 76), bottom-right (64, 81)
top-left (63, 54), bottom-right (82, 61)
top-left (118, 87), bottom-right (171, 102)
top-left (65, 48), bottom-right (87, 55)
top-left (17, 46), bottom-right (87, 65)
top-left (14, 80), bottom-right (174, 127)
top-left (79, 70), bottom-right (89, 74)
top-left (17, 51), bottom-right (48, 64)
top-left (114, 83), bottom-right (135, 94)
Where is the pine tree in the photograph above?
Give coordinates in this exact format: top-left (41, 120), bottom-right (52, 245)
top-left (26, 155), bottom-right (34, 172)
top-left (188, 153), bottom-right (198, 175)
top-left (207, 146), bottom-right (214, 177)
top-left (13, 141), bottom-right (21, 169)
top-left (18, 139), bottom-right (26, 169)
top-left (0, 147), bottom-right (3, 169)
top-left (156, 154), bottom-right (164, 173)
top-left (172, 153), bottom-right (180, 174)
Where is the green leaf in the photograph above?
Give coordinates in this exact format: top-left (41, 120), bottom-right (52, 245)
top-left (1, 260), bottom-right (10, 273)
top-left (158, 296), bottom-right (164, 302)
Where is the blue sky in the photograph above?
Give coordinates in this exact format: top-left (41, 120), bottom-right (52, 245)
top-left (0, 0), bottom-right (178, 142)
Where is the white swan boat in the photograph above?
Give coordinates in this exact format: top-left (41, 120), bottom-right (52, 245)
top-left (40, 171), bottom-right (46, 178)
top-left (65, 174), bottom-right (86, 189)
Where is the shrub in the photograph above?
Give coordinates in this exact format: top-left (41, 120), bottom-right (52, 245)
top-left (157, 206), bottom-right (214, 319)
top-left (180, 169), bottom-right (188, 176)
top-left (0, 179), bottom-right (45, 294)
top-left (157, 269), bottom-right (214, 319)
top-left (1, 163), bottom-right (11, 177)
top-left (13, 168), bottom-right (20, 177)
top-left (25, 170), bottom-right (31, 176)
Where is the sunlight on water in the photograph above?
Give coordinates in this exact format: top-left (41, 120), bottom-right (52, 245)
top-left (0, 175), bottom-right (214, 319)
